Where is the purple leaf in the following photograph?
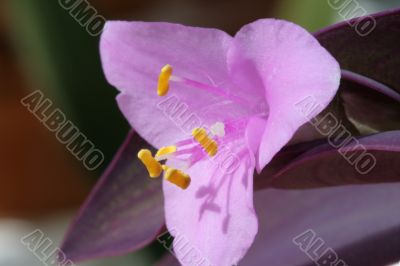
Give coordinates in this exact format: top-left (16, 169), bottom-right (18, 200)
top-left (256, 139), bottom-right (327, 181)
top-left (340, 70), bottom-right (400, 133)
top-left (155, 254), bottom-right (180, 266)
top-left (320, 226), bottom-right (400, 266)
top-left (289, 92), bottom-right (358, 146)
top-left (290, 69), bottom-right (400, 145)
top-left (341, 70), bottom-right (400, 102)
top-left (315, 8), bottom-right (400, 93)
top-left (241, 183), bottom-right (400, 266)
top-left (255, 131), bottom-right (400, 189)
top-left (157, 184), bottom-right (400, 266)
top-left (60, 131), bottom-right (164, 262)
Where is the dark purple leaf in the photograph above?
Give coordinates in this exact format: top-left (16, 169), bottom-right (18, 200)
top-left (315, 8), bottom-right (400, 93)
top-left (290, 69), bottom-right (400, 145)
top-left (241, 183), bottom-right (400, 266)
top-left (61, 131), bottom-right (164, 262)
top-left (341, 70), bottom-right (400, 102)
top-left (155, 254), bottom-right (180, 266)
top-left (289, 94), bottom-right (356, 145)
top-left (257, 139), bottom-right (328, 180)
top-left (256, 131), bottom-right (400, 189)
top-left (317, 226), bottom-right (400, 266)
top-left (340, 69), bottom-right (400, 133)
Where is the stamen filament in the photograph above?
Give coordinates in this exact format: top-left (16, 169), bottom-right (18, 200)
top-left (155, 145), bottom-right (177, 160)
top-left (170, 76), bottom-right (250, 107)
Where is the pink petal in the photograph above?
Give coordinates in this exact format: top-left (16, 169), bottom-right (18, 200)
top-left (228, 19), bottom-right (341, 171)
top-left (100, 21), bottom-right (259, 148)
top-left (246, 116), bottom-right (268, 155)
top-left (163, 145), bottom-right (258, 266)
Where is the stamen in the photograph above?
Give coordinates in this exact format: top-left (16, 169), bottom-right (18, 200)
top-left (137, 149), bottom-right (162, 178)
top-left (164, 167), bottom-right (191, 189)
top-left (155, 145), bottom-right (177, 160)
top-left (157, 64), bottom-right (173, 96)
top-left (192, 128), bottom-right (218, 157)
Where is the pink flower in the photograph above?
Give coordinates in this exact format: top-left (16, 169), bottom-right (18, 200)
top-left (99, 19), bottom-right (340, 265)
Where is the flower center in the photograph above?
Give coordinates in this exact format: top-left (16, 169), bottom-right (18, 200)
top-left (138, 64), bottom-right (253, 190)
top-left (138, 123), bottom-right (223, 190)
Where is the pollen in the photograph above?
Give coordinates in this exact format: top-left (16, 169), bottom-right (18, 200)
top-left (164, 167), bottom-right (191, 189)
top-left (157, 64), bottom-right (173, 96)
top-left (137, 149), bottom-right (163, 178)
top-left (155, 145), bottom-right (177, 158)
top-left (192, 127), bottom-right (218, 157)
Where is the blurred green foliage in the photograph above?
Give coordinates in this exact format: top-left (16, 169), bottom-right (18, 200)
top-left (5, 0), bottom-right (129, 177)
top-left (276, 0), bottom-right (334, 31)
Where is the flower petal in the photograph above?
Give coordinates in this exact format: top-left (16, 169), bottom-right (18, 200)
top-left (101, 21), bottom-right (259, 148)
top-left (228, 19), bottom-right (341, 171)
top-left (241, 183), bottom-right (400, 265)
top-left (163, 146), bottom-right (258, 266)
top-left (60, 131), bottom-right (164, 262)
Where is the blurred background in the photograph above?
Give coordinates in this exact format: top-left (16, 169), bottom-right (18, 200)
top-left (0, 0), bottom-right (399, 265)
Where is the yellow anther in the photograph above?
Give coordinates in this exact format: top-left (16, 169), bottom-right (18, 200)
top-left (137, 149), bottom-right (162, 178)
top-left (155, 145), bottom-right (177, 158)
top-left (205, 141), bottom-right (218, 156)
top-left (165, 168), bottom-right (191, 189)
top-left (157, 64), bottom-right (173, 96)
top-left (192, 127), bottom-right (218, 157)
top-left (192, 127), bottom-right (207, 139)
